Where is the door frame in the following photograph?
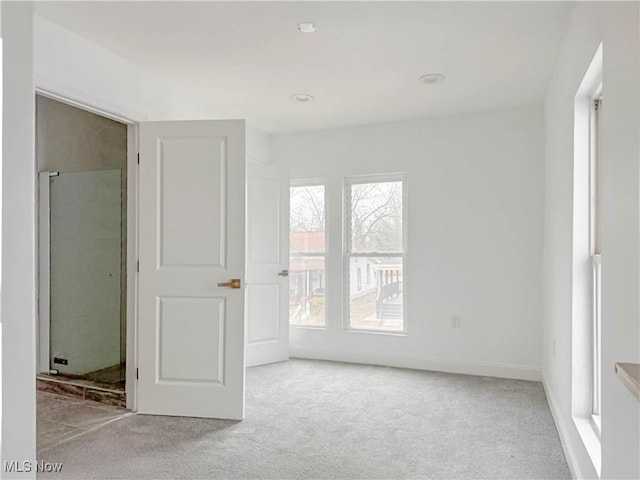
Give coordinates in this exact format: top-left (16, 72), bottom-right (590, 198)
top-left (34, 86), bottom-right (140, 411)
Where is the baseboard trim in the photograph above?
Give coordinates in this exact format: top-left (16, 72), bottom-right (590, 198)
top-left (542, 376), bottom-right (586, 480)
top-left (289, 348), bottom-right (541, 381)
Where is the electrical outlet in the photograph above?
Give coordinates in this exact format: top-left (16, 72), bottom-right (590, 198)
top-left (451, 315), bottom-right (461, 329)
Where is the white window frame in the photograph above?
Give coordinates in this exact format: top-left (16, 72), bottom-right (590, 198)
top-left (343, 173), bottom-right (408, 334)
top-left (570, 43), bottom-right (602, 477)
top-left (589, 87), bottom-right (602, 430)
top-left (289, 179), bottom-right (328, 328)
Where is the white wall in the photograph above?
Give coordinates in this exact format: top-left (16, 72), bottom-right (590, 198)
top-left (35, 16), bottom-right (162, 123)
top-left (1, 2), bottom-right (37, 476)
top-left (34, 16), bottom-right (273, 153)
top-left (543, 3), bottom-right (640, 479)
top-left (34, 16), bottom-right (271, 164)
top-left (34, 15), bottom-right (224, 123)
top-left (246, 127), bottom-right (271, 165)
top-left (273, 105), bottom-right (545, 380)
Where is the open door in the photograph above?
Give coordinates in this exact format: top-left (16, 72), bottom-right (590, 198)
top-left (137, 120), bottom-right (245, 419)
top-left (245, 162), bottom-right (289, 367)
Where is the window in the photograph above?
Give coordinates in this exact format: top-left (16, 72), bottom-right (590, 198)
top-left (289, 184), bottom-right (326, 326)
top-left (590, 92), bottom-right (602, 424)
top-left (571, 44), bottom-right (602, 474)
top-left (345, 176), bottom-right (405, 332)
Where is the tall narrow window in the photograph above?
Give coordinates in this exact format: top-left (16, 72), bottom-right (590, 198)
top-left (346, 177), bottom-right (405, 332)
top-left (571, 45), bottom-right (602, 473)
top-left (590, 92), bottom-right (602, 425)
top-left (289, 184), bottom-right (326, 326)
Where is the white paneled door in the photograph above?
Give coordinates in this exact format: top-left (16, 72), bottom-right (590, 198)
top-left (245, 162), bottom-right (289, 367)
top-left (138, 120), bottom-right (246, 419)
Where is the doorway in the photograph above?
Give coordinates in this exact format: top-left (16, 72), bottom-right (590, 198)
top-left (36, 95), bottom-right (129, 406)
top-left (34, 96), bottom-right (285, 419)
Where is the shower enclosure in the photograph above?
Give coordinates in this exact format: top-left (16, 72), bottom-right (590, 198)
top-left (39, 169), bottom-right (126, 389)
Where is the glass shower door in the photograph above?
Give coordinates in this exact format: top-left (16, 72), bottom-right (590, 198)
top-left (48, 169), bottom-right (125, 387)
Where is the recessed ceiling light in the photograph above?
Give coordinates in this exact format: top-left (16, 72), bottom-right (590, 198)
top-left (290, 94), bottom-right (315, 103)
top-left (418, 73), bottom-right (446, 85)
top-left (298, 22), bottom-right (317, 33)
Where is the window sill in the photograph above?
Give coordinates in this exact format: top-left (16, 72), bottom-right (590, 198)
top-left (344, 328), bottom-right (408, 337)
top-left (573, 416), bottom-right (602, 477)
top-left (289, 324), bottom-right (328, 331)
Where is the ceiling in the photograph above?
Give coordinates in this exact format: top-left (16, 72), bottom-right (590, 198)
top-left (35, 1), bottom-right (572, 134)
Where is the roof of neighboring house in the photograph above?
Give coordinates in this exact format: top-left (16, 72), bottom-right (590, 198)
top-left (290, 231), bottom-right (325, 253)
top-left (290, 257), bottom-right (325, 271)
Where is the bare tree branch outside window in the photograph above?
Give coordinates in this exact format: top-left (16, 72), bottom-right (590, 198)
top-left (351, 181), bottom-right (402, 253)
top-left (290, 186), bottom-right (325, 233)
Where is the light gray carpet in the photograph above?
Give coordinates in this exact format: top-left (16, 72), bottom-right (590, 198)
top-left (38, 359), bottom-right (570, 479)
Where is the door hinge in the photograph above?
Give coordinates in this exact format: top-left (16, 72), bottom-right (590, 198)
top-left (136, 368), bottom-right (139, 380)
top-left (137, 260), bottom-right (139, 273)
top-left (137, 153), bottom-right (140, 165)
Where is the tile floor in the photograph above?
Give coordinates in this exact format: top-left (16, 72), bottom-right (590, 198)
top-left (37, 391), bottom-right (131, 454)
top-left (37, 376), bottom-right (126, 407)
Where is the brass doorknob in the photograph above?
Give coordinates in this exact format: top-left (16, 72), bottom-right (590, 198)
top-left (217, 279), bottom-right (241, 289)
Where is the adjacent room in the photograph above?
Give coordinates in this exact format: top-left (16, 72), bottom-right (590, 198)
top-left (1, 2), bottom-right (639, 479)
top-left (36, 95), bottom-right (128, 407)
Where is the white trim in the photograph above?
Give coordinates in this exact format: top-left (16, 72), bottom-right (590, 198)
top-left (348, 252), bottom-right (404, 257)
top-left (543, 377), bottom-right (585, 480)
top-left (37, 172), bottom-right (50, 374)
top-left (291, 349), bottom-right (542, 381)
top-left (290, 177), bottom-right (326, 188)
top-left (35, 78), bottom-right (144, 124)
top-left (571, 44), bottom-right (603, 473)
top-left (589, 93), bottom-right (602, 420)
top-left (343, 327), bottom-right (407, 337)
top-left (2, 5), bottom-right (37, 467)
top-left (125, 124), bottom-right (139, 411)
top-left (572, 416), bottom-right (601, 477)
top-left (289, 324), bottom-right (328, 331)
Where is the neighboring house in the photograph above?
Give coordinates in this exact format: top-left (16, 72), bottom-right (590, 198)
top-left (290, 232), bottom-right (402, 323)
top-left (289, 231), bottom-right (326, 324)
